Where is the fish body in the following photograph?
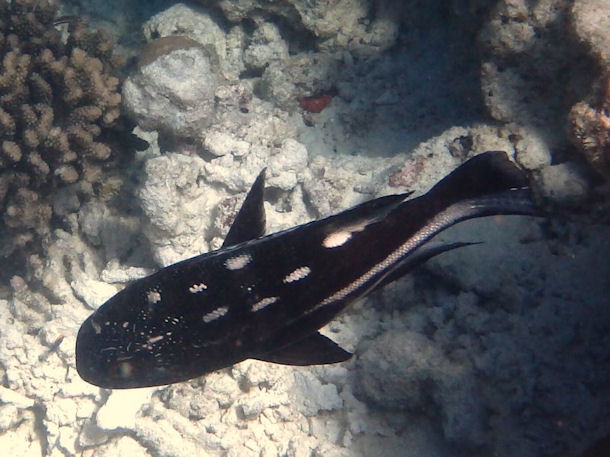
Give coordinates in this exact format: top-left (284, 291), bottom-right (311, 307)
top-left (76, 151), bottom-right (537, 388)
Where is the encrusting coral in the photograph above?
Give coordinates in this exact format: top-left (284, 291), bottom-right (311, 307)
top-left (0, 0), bottom-right (141, 265)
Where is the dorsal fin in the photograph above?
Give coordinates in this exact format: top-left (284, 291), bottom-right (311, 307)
top-left (222, 169), bottom-right (267, 247)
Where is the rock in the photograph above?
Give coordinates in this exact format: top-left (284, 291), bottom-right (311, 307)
top-left (478, 0), bottom-right (591, 139)
top-left (0, 387), bottom-right (35, 409)
top-left (136, 153), bottom-right (214, 265)
top-left (571, 0), bottom-right (610, 67)
top-left (207, 0), bottom-right (401, 55)
top-left (290, 371), bottom-right (343, 416)
top-left (0, 409), bottom-right (42, 457)
top-left (356, 329), bottom-right (485, 444)
top-left (513, 127), bottom-right (552, 170)
top-left (69, 275), bottom-right (118, 310)
top-left (142, 3), bottom-right (231, 77)
top-left (258, 53), bottom-right (340, 111)
top-left (243, 22), bottom-right (288, 72)
top-left (90, 436), bottom-right (151, 457)
top-left (204, 131), bottom-right (251, 157)
top-left (357, 330), bottom-right (448, 410)
top-left (123, 46), bottom-right (217, 141)
top-left (96, 388), bottom-right (155, 430)
top-left (267, 139), bottom-right (309, 190)
top-left (539, 162), bottom-right (591, 205)
top-left (426, 217), bottom-right (547, 304)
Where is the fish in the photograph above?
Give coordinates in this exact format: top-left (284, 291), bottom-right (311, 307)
top-left (39, 335), bottom-right (65, 362)
top-left (75, 151), bottom-right (537, 389)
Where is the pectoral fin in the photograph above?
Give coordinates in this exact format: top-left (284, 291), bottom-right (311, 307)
top-left (254, 332), bottom-right (353, 366)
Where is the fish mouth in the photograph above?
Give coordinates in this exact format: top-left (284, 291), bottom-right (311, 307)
top-left (75, 316), bottom-right (108, 387)
top-left (75, 317), bottom-right (140, 389)
top-left (75, 315), bottom-right (191, 389)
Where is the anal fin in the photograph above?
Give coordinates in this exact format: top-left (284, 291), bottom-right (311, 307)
top-left (253, 332), bottom-right (353, 366)
top-left (372, 241), bottom-right (481, 292)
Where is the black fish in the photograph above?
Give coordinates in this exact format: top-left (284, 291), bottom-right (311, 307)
top-left (76, 151), bottom-right (537, 388)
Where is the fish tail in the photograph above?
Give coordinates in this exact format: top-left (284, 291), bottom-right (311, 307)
top-left (429, 151), bottom-right (539, 221)
top-left (389, 151), bottom-right (538, 245)
top-left (427, 151), bottom-right (531, 206)
top-left (419, 151), bottom-right (539, 225)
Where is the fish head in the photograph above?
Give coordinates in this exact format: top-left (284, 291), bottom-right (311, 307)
top-left (76, 308), bottom-right (171, 389)
top-left (75, 281), bottom-right (247, 388)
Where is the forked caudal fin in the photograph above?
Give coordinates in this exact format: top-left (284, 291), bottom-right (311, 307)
top-left (390, 152), bottom-right (537, 236)
top-left (424, 150), bottom-right (533, 212)
top-left (361, 151), bottom-right (537, 291)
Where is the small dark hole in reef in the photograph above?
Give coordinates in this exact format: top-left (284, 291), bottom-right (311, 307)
top-left (264, 186), bottom-right (284, 205)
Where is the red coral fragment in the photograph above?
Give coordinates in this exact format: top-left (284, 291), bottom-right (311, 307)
top-left (299, 94), bottom-right (332, 113)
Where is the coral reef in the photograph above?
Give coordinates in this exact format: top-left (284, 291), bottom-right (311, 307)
top-left (122, 36), bottom-right (218, 142)
top-left (568, 76), bottom-right (610, 179)
top-left (196, 0), bottom-right (402, 55)
top-left (0, 0), bottom-right (133, 263)
top-left (478, 0), bottom-right (591, 134)
top-left (477, 0), bottom-right (610, 188)
top-left (257, 53), bottom-right (340, 111)
top-left (0, 1), bottom-right (607, 457)
top-left (568, 0), bottom-right (610, 179)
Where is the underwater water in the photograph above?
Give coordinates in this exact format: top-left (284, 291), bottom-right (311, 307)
top-left (0, 0), bottom-right (608, 456)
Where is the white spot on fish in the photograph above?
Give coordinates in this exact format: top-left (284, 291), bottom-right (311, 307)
top-left (251, 296), bottom-right (279, 312)
top-left (225, 254), bottom-right (252, 270)
top-left (283, 266), bottom-right (311, 283)
top-left (189, 283), bottom-right (208, 293)
top-left (146, 289), bottom-right (162, 304)
top-left (203, 306), bottom-right (229, 323)
top-left (148, 335), bottom-right (164, 344)
top-left (118, 361), bottom-right (133, 378)
top-left (122, 322), bottom-right (129, 328)
top-left (313, 204), bottom-right (471, 312)
top-left (322, 220), bottom-right (374, 250)
top-left (322, 230), bottom-right (352, 248)
top-left (91, 320), bottom-right (101, 334)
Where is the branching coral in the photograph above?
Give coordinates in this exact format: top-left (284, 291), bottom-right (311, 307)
top-left (0, 0), bottom-right (137, 263)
